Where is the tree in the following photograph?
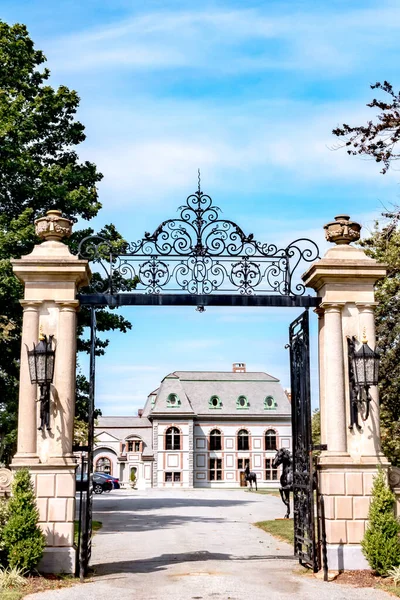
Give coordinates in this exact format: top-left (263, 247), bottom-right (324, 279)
top-left (361, 467), bottom-right (400, 575)
top-left (0, 21), bottom-right (133, 463)
top-left (359, 218), bottom-right (400, 466)
top-left (332, 80), bottom-right (400, 465)
top-left (2, 468), bottom-right (45, 571)
top-left (333, 81), bottom-right (400, 174)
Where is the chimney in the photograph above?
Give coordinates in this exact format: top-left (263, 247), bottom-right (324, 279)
top-left (284, 389), bottom-right (292, 403)
top-left (232, 362), bottom-right (246, 373)
top-left (138, 409), bottom-right (143, 418)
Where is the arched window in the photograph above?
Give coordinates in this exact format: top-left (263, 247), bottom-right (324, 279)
top-left (167, 393), bottom-right (181, 408)
top-left (265, 429), bottom-right (277, 451)
top-left (165, 426), bottom-right (181, 450)
top-left (264, 396), bottom-right (276, 410)
top-left (236, 395), bottom-right (249, 409)
top-left (209, 395), bottom-right (222, 409)
top-left (96, 457), bottom-right (112, 475)
top-left (237, 429), bottom-right (249, 451)
top-left (209, 429), bottom-right (222, 451)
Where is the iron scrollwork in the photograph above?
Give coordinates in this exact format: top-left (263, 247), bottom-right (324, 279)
top-left (289, 310), bottom-right (318, 572)
top-left (77, 187), bottom-right (319, 296)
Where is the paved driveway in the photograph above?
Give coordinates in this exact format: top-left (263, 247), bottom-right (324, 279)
top-left (27, 488), bottom-right (390, 600)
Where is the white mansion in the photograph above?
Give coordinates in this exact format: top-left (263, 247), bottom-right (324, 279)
top-left (94, 363), bottom-right (292, 488)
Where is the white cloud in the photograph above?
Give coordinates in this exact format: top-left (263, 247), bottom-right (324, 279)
top-left (46, 4), bottom-right (400, 75)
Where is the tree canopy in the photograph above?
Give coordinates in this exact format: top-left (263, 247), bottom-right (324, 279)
top-left (333, 81), bottom-right (400, 174)
top-left (332, 79), bottom-right (400, 465)
top-left (0, 21), bottom-right (132, 463)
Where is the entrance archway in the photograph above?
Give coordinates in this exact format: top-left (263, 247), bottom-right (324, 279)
top-left (10, 186), bottom-right (388, 576)
top-left (75, 184), bottom-right (321, 576)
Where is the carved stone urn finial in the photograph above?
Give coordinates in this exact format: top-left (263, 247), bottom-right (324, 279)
top-left (35, 210), bottom-right (72, 242)
top-left (324, 214), bottom-right (361, 245)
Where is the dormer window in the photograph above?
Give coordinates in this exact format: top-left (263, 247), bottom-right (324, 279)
top-left (209, 395), bottom-right (222, 409)
top-left (236, 395), bottom-right (249, 409)
top-left (167, 393), bottom-right (181, 408)
top-left (264, 396), bottom-right (277, 410)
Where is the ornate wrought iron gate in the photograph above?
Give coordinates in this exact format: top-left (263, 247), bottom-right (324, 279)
top-left (289, 310), bottom-right (318, 571)
top-left (75, 307), bottom-right (96, 580)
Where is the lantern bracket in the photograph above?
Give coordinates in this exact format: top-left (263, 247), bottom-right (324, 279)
top-left (347, 336), bottom-right (377, 430)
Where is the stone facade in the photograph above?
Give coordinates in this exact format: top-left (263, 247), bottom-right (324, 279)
top-left (94, 366), bottom-right (292, 489)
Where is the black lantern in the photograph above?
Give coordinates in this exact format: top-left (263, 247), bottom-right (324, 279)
top-left (347, 332), bottom-right (379, 429)
top-left (26, 332), bottom-right (55, 432)
top-left (353, 336), bottom-right (380, 388)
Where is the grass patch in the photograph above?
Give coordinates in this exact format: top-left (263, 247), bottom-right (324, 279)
top-left (2, 592), bottom-right (24, 600)
top-left (253, 489), bottom-right (280, 497)
top-left (1, 574), bottom-right (78, 598)
top-left (74, 520), bottom-right (102, 544)
top-left (255, 519), bottom-right (294, 544)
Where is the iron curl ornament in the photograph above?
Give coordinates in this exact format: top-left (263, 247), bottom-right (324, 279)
top-left (77, 187), bottom-right (320, 296)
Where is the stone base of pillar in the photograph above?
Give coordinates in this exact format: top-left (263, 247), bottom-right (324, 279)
top-left (319, 455), bottom-right (391, 571)
top-left (326, 544), bottom-right (369, 571)
top-left (12, 454), bottom-right (40, 465)
top-left (38, 546), bottom-right (76, 574)
top-left (11, 462), bottom-right (77, 574)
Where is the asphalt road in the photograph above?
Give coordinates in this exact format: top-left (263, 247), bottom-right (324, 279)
top-left (26, 488), bottom-right (391, 600)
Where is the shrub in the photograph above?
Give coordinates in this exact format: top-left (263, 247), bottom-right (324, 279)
top-left (2, 469), bottom-right (45, 572)
top-left (0, 566), bottom-right (27, 590)
top-left (388, 565), bottom-right (400, 587)
top-left (130, 470), bottom-right (136, 486)
top-left (361, 467), bottom-right (400, 575)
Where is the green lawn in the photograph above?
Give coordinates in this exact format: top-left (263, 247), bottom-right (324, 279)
top-left (74, 520), bottom-right (102, 544)
top-left (253, 488), bottom-right (280, 497)
top-left (255, 518), bottom-right (294, 544)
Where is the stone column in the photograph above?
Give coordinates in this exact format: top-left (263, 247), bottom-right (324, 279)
top-left (52, 301), bottom-right (79, 461)
top-left (13, 301), bottom-right (41, 462)
top-left (11, 210), bottom-right (91, 574)
top-left (322, 303), bottom-right (347, 454)
top-left (356, 302), bottom-right (381, 457)
top-left (302, 214), bottom-right (388, 571)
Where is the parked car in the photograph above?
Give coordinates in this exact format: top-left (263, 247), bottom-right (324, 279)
top-left (76, 472), bottom-right (113, 494)
top-left (94, 472), bottom-right (120, 489)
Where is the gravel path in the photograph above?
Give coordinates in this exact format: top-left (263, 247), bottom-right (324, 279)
top-left (26, 488), bottom-right (391, 600)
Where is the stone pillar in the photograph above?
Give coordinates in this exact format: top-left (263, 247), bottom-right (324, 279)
top-left (302, 214), bottom-right (388, 571)
top-left (13, 301), bottom-right (41, 462)
top-left (11, 210), bottom-right (91, 573)
top-left (322, 303), bottom-right (347, 454)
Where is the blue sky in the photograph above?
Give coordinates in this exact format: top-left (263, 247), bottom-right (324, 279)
top-left (3, 0), bottom-right (400, 414)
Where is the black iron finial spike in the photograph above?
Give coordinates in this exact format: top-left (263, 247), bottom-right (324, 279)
top-left (198, 168), bottom-right (201, 194)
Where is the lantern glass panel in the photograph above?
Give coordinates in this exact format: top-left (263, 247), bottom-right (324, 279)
top-left (27, 351), bottom-right (37, 384)
top-left (35, 352), bottom-right (48, 385)
top-left (46, 352), bottom-right (55, 383)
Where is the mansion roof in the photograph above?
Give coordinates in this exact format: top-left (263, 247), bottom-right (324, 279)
top-left (143, 370), bottom-right (291, 418)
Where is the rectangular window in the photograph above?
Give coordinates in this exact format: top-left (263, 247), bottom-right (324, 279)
top-left (165, 472), bottom-right (172, 482)
top-left (174, 472), bottom-right (181, 482)
top-left (265, 459), bottom-right (278, 481)
top-left (134, 441), bottom-right (141, 452)
top-left (127, 441), bottom-right (133, 452)
top-left (237, 458), bottom-right (250, 470)
top-left (209, 458), bottom-right (222, 481)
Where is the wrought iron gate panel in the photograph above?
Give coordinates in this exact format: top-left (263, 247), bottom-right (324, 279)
top-left (289, 310), bottom-right (317, 571)
top-left (76, 184), bottom-right (319, 299)
top-left (76, 307), bottom-right (96, 580)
